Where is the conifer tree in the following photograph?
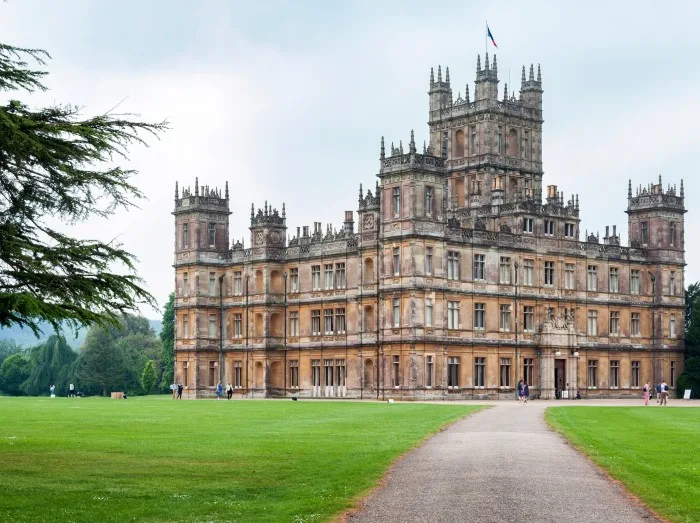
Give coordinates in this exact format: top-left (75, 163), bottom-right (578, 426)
top-left (159, 293), bottom-right (175, 390)
top-left (141, 359), bottom-right (156, 394)
top-left (0, 43), bottom-right (167, 336)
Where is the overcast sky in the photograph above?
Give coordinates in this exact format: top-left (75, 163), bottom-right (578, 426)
top-left (2, 1), bottom-right (699, 319)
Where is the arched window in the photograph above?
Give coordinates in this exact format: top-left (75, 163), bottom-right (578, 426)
top-left (507, 129), bottom-right (518, 157)
top-left (454, 130), bottom-right (465, 157)
top-left (270, 270), bottom-right (282, 293)
top-left (364, 258), bottom-right (375, 282)
top-left (270, 313), bottom-right (282, 337)
top-left (363, 305), bottom-right (375, 331)
top-left (255, 362), bottom-right (264, 388)
top-left (255, 270), bottom-right (264, 293)
top-left (364, 359), bottom-right (374, 390)
top-left (254, 313), bottom-right (263, 337)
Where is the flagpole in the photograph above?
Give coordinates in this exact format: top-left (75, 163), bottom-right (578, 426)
top-left (485, 20), bottom-right (487, 59)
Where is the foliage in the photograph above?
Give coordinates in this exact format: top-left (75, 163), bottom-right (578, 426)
top-left (0, 352), bottom-right (32, 395)
top-left (676, 357), bottom-right (700, 399)
top-left (0, 338), bottom-right (22, 366)
top-left (547, 407), bottom-right (700, 523)
top-left (0, 398), bottom-right (479, 522)
top-left (21, 335), bottom-right (77, 395)
top-left (158, 293), bottom-right (174, 391)
top-left (140, 360), bottom-right (156, 393)
top-left (684, 283), bottom-right (700, 359)
top-left (0, 43), bottom-right (167, 337)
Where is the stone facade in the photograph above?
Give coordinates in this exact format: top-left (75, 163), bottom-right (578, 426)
top-left (172, 54), bottom-right (685, 400)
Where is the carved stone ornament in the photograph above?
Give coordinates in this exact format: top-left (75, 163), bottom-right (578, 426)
top-left (255, 231), bottom-right (264, 245)
top-left (269, 231), bottom-right (281, 245)
top-left (363, 214), bottom-right (375, 230)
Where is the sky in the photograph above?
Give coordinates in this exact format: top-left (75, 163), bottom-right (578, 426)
top-left (2, 0), bottom-right (699, 319)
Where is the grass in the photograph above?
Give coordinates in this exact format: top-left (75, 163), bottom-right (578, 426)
top-left (0, 397), bottom-right (480, 522)
top-left (546, 407), bottom-right (700, 523)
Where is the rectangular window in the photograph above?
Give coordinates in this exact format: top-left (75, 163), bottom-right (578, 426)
top-left (670, 222), bottom-right (676, 247)
top-left (524, 306), bottom-right (535, 332)
top-left (473, 303), bottom-right (485, 330)
top-left (670, 272), bottom-right (676, 295)
top-left (182, 361), bottom-right (189, 387)
top-left (208, 315), bottom-right (216, 337)
top-left (289, 311), bottom-right (299, 336)
top-left (324, 359), bottom-right (334, 387)
top-left (641, 222), bottom-right (649, 245)
top-left (630, 270), bottom-right (640, 295)
top-left (564, 223), bottom-right (575, 238)
top-left (544, 261), bottom-right (555, 287)
top-left (324, 309), bottom-right (334, 335)
top-left (182, 223), bottom-right (189, 248)
top-left (447, 301), bottom-right (460, 330)
top-left (183, 273), bottom-right (189, 296)
top-left (311, 310), bottom-right (321, 336)
top-left (631, 312), bottom-right (640, 336)
top-left (209, 361), bottom-right (216, 387)
top-left (447, 251), bottom-right (460, 281)
top-left (183, 316), bottom-right (189, 338)
top-left (631, 361), bottom-right (640, 388)
top-left (587, 310), bottom-right (598, 336)
top-left (565, 263), bottom-right (575, 290)
top-left (522, 131), bottom-right (529, 159)
top-left (474, 357), bottom-right (486, 387)
top-left (425, 186), bottom-right (434, 215)
top-left (588, 360), bottom-right (598, 388)
top-left (393, 187), bottom-right (401, 217)
top-left (523, 217), bottom-right (533, 233)
top-left (233, 271), bottom-right (242, 295)
top-left (393, 298), bottom-right (400, 327)
top-left (497, 126), bottom-right (502, 154)
top-left (425, 298), bottom-right (433, 327)
top-left (499, 256), bottom-right (511, 284)
top-left (335, 308), bottom-right (346, 334)
top-left (234, 361), bottom-right (242, 388)
top-left (209, 273), bottom-right (216, 295)
top-left (473, 253), bottom-right (485, 281)
top-left (500, 358), bottom-right (511, 387)
top-left (448, 357), bottom-right (460, 388)
top-left (324, 264), bottom-right (334, 290)
top-left (425, 247), bottom-right (433, 275)
top-left (426, 355), bottom-right (434, 387)
top-left (470, 126), bottom-right (477, 155)
top-left (499, 304), bottom-right (511, 332)
top-left (524, 358), bottom-right (535, 386)
top-left (544, 220), bottom-right (554, 236)
top-left (670, 315), bottom-right (676, 338)
top-left (311, 360), bottom-right (321, 387)
top-left (233, 313), bottom-right (242, 338)
top-left (523, 259), bottom-right (534, 286)
top-left (208, 223), bottom-right (216, 246)
top-left (290, 268), bottom-right (299, 292)
top-left (609, 268), bottom-right (619, 293)
top-left (671, 361), bottom-right (676, 388)
top-left (392, 355), bottom-right (400, 387)
top-left (335, 263), bottom-right (346, 288)
top-left (393, 247), bottom-right (401, 276)
top-left (336, 359), bottom-right (346, 388)
top-left (311, 266), bottom-right (321, 290)
top-left (289, 360), bottom-right (299, 388)
top-left (587, 265), bottom-right (597, 291)
top-left (610, 360), bottom-right (620, 388)
top-left (610, 311), bottom-right (620, 336)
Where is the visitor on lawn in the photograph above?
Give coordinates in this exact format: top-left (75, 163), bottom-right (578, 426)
top-left (523, 382), bottom-right (530, 403)
top-left (517, 380), bottom-right (523, 402)
top-left (656, 382), bottom-right (661, 403)
top-left (643, 381), bottom-right (650, 406)
top-left (50, 384), bottom-right (55, 398)
top-left (217, 381), bottom-right (223, 400)
top-left (226, 383), bottom-right (233, 400)
top-left (69, 383), bottom-right (75, 398)
top-left (177, 383), bottom-right (183, 399)
top-left (660, 381), bottom-right (669, 406)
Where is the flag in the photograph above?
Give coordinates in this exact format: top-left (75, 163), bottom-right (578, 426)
top-left (487, 25), bottom-right (498, 48)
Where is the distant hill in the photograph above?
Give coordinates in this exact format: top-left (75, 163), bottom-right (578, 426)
top-left (0, 319), bottom-right (163, 350)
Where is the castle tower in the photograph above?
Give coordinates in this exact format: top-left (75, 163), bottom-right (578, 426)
top-left (428, 65), bottom-right (453, 156)
top-left (520, 63), bottom-right (543, 110)
top-left (250, 201), bottom-right (287, 261)
top-left (474, 52), bottom-right (499, 101)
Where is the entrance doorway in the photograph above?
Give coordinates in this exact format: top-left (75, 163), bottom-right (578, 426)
top-left (554, 359), bottom-right (566, 399)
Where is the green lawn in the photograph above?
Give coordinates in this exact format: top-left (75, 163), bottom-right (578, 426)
top-left (0, 397), bottom-right (479, 522)
top-left (546, 407), bottom-right (700, 523)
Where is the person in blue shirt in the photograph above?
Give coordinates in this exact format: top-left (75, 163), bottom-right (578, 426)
top-left (216, 381), bottom-right (223, 400)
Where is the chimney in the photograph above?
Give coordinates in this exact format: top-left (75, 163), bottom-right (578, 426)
top-left (344, 211), bottom-right (354, 234)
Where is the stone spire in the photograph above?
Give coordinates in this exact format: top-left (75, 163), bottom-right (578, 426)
top-left (503, 82), bottom-right (508, 101)
top-left (225, 181), bottom-right (229, 200)
top-left (175, 181), bottom-right (179, 199)
top-left (437, 65), bottom-right (442, 83)
top-left (465, 84), bottom-right (470, 103)
top-left (409, 130), bottom-right (416, 153)
top-left (430, 67), bottom-right (434, 86)
top-left (423, 140), bottom-right (427, 154)
top-left (477, 55), bottom-right (481, 73)
top-left (445, 67), bottom-right (450, 85)
top-left (195, 176), bottom-right (199, 196)
top-left (493, 54), bottom-right (498, 75)
top-left (282, 202), bottom-right (286, 218)
top-left (681, 179), bottom-right (685, 197)
top-left (485, 52), bottom-right (490, 70)
top-left (380, 136), bottom-right (385, 159)
top-left (537, 63), bottom-right (542, 82)
top-left (358, 183), bottom-right (363, 204)
top-left (521, 65), bottom-right (526, 87)
top-left (399, 140), bottom-right (404, 155)
top-left (251, 202), bottom-right (254, 220)
top-left (529, 64), bottom-right (534, 81)
top-left (628, 179), bottom-right (632, 198)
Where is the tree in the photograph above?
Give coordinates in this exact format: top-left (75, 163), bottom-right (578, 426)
top-left (0, 338), bottom-right (22, 367)
top-left (21, 334), bottom-right (76, 395)
top-left (159, 293), bottom-right (174, 391)
top-left (0, 352), bottom-right (32, 395)
top-left (75, 337), bottom-right (131, 396)
top-left (0, 43), bottom-right (167, 336)
top-left (678, 282), bottom-right (700, 397)
top-left (141, 360), bottom-right (156, 394)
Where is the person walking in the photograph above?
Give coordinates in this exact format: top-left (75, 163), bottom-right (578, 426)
top-left (216, 381), bottom-right (223, 400)
top-left (69, 383), bottom-right (75, 398)
top-left (656, 382), bottom-right (661, 404)
top-left (50, 384), bottom-right (56, 398)
top-left (516, 380), bottom-right (524, 403)
top-left (177, 383), bottom-right (183, 400)
top-left (643, 381), bottom-right (650, 406)
top-left (660, 381), bottom-right (669, 406)
top-left (226, 383), bottom-right (233, 400)
top-left (523, 382), bottom-right (530, 403)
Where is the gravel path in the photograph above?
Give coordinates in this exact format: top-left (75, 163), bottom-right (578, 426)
top-left (347, 402), bottom-right (659, 523)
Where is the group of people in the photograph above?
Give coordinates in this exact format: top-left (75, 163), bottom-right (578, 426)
top-left (516, 380), bottom-right (530, 403)
top-left (216, 382), bottom-right (235, 400)
top-left (643, 381), bottom-right (670, 406)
